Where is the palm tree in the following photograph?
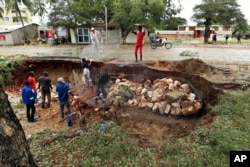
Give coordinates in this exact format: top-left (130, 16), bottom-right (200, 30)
top-left (0, 1), bottom-right (4, 19)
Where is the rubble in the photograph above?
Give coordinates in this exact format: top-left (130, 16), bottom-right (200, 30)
top-left (107, 77), bottom-right (203, 116)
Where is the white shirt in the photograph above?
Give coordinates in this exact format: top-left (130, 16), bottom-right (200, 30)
top-left (82, 67), bottom-right (90, 84)
top-left (90, 30), bottom-right (99, 43)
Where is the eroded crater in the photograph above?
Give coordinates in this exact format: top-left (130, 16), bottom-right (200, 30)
top-left (6, 58), bottom-right (248, 147)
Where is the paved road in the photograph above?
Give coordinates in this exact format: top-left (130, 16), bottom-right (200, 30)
top-left (1, 43), bottom-right (250, 64)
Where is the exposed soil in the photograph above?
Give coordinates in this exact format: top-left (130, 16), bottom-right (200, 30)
top-left (5, 58), bottom-right (249, 147)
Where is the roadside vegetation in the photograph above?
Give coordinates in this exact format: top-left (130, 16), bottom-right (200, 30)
top-left (26, 89), bottom-right (250, 167)
top-left (0, 55), bottom-right (24, 86)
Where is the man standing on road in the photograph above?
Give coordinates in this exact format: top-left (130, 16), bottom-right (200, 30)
top-left (212, 33), bottom-right (217, 44)
top-left (38, 71), bottom-right (53, 108)
top-left (22, 80), bottom-right (37, 122)
top-left (225, 34), bottom-right (229, 44)
top-left (237, 34), bottom-right (242, 44)
top-left (90, 27), bottom-right (100, 53)
top-left (132, 25), bottom-right (145, 62)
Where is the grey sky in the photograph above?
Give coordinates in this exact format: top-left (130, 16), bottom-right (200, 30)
top-left (177, 0), bottom-right (250, 25)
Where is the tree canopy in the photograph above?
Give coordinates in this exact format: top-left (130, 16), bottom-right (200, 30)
top-left (46, 0), bottom-right (182, 41)
top-left (1, 0), bottom-right (184, 42)
top-left (191, 0), bottom-right (248, 43)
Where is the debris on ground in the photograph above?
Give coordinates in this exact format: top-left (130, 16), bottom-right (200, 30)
top-left (107, 77), bottom-right (202, 117)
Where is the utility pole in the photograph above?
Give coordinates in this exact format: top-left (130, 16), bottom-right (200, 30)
top-left (105, 6), bottom-right (108, 45)
top-left (15, 1), bottom-right (27, 43)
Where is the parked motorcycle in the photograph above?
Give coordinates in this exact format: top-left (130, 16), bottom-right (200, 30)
top-left (149, 36), bottom-right (172, 49)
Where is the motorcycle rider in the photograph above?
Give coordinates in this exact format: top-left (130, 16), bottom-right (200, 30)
top-left (155, 32), bottom-right (162, 43)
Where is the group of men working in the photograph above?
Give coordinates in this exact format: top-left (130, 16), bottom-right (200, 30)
top-left (21, 61), bottom-right (109, 126)
top-left (81, 58), bottom-right (110, 104)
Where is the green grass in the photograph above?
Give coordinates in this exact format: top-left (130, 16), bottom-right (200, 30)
top-left (28, 89), bottom-right (250, 167)
top-left (159, 89), bottom-right (250, 167)
top-left (29, 122), bottom-right (155, 167)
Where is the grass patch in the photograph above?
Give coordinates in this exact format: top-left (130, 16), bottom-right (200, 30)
top-left (159, 89), bottom-right (250, 167)
top-left (29, 121), bottom-right (155, 167)
top-left (28, 89), bottom-right (250, 167)
top-left (179, 50), bottom-right (198, 57)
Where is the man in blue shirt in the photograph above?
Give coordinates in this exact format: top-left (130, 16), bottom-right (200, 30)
top-left (56, 77), bottom-right (77, 119)
top-left (22, 80), bottom-right (37, 122)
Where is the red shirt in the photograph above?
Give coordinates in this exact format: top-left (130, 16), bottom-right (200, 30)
top-left (135, 31), bottom-right (145, 45)
top-left (28, 76), bottom-right (36, 90)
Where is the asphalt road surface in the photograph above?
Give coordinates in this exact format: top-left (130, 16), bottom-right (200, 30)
top-left (1, 43), bottom-right (250, 64)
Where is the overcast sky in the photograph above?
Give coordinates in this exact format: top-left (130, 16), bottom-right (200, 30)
top-left (176, 0), bottom-right (250, 25)
top-left (33, 0), bottom-right (250, 25)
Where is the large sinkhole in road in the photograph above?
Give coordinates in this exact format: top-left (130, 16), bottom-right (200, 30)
top-left (10, 58), bottom-right (244, 147)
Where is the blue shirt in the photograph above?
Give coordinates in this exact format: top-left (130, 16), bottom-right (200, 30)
top-left (22, 85), bottom-right (36, 105)
top-left (56, 82), bottom-right (74, 101)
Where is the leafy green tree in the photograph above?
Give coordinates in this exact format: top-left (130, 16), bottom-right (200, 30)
top-left (46, 0), bottom-right (182, 43)
top-left (86, 0), bottom-right (116, 23)
top-left (160, 0), bottom-right (184, 30)
top-left (111, 0), bottom-right (167, 42)
top-left (164, 17), bottom-right (186, 30)
top-left (47, 0), bottom-right (79, 28)
top-left (192, 0), bottom-right (248, 43)
top-left (47, 0), bottom-right (114, 28)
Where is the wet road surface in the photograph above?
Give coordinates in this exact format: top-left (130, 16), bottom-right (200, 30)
top-left (1, 44), bottom-right (250, 64)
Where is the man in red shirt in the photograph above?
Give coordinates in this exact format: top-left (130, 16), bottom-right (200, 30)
top-left (28, 71), bottom-right (36, 91)
top-left (28, 71), bottom-right (37, 101)
top-left (132, 25), bottom-right (145, 62)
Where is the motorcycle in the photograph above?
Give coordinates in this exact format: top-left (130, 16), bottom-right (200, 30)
top-left (149, 36), bottom-right (172, 49)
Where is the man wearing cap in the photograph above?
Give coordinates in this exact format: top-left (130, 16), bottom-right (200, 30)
top-left (90, 27), bottom-right (100, 53)
top-left (38, 71), bottom-right (53, 108)
top-left (56, 77), bottom-right (77, 119)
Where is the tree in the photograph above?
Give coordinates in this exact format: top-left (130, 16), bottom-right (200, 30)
top-left (46, 0), bottom-right (182, 43)
top-left (160, 0), bottom-right (184, 30)
top-left (0, 5), bottom-right (3, 19)
top-left (86, 0), bottom-right (115, 23)
top-left (1, 0), bottom-right (49, 42)
top-left (164, 17), bottom-right (186, 30)
top-left (0, 86), bottom-right (37, 166)
top-left (47, 0), bottom-right (79, 28)
top-left (3, 0), bottom-right (32, 40)
top-left (191, 0), bottom-right (248, 43)
top-left (111, 0), bottom-right (167, 43)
